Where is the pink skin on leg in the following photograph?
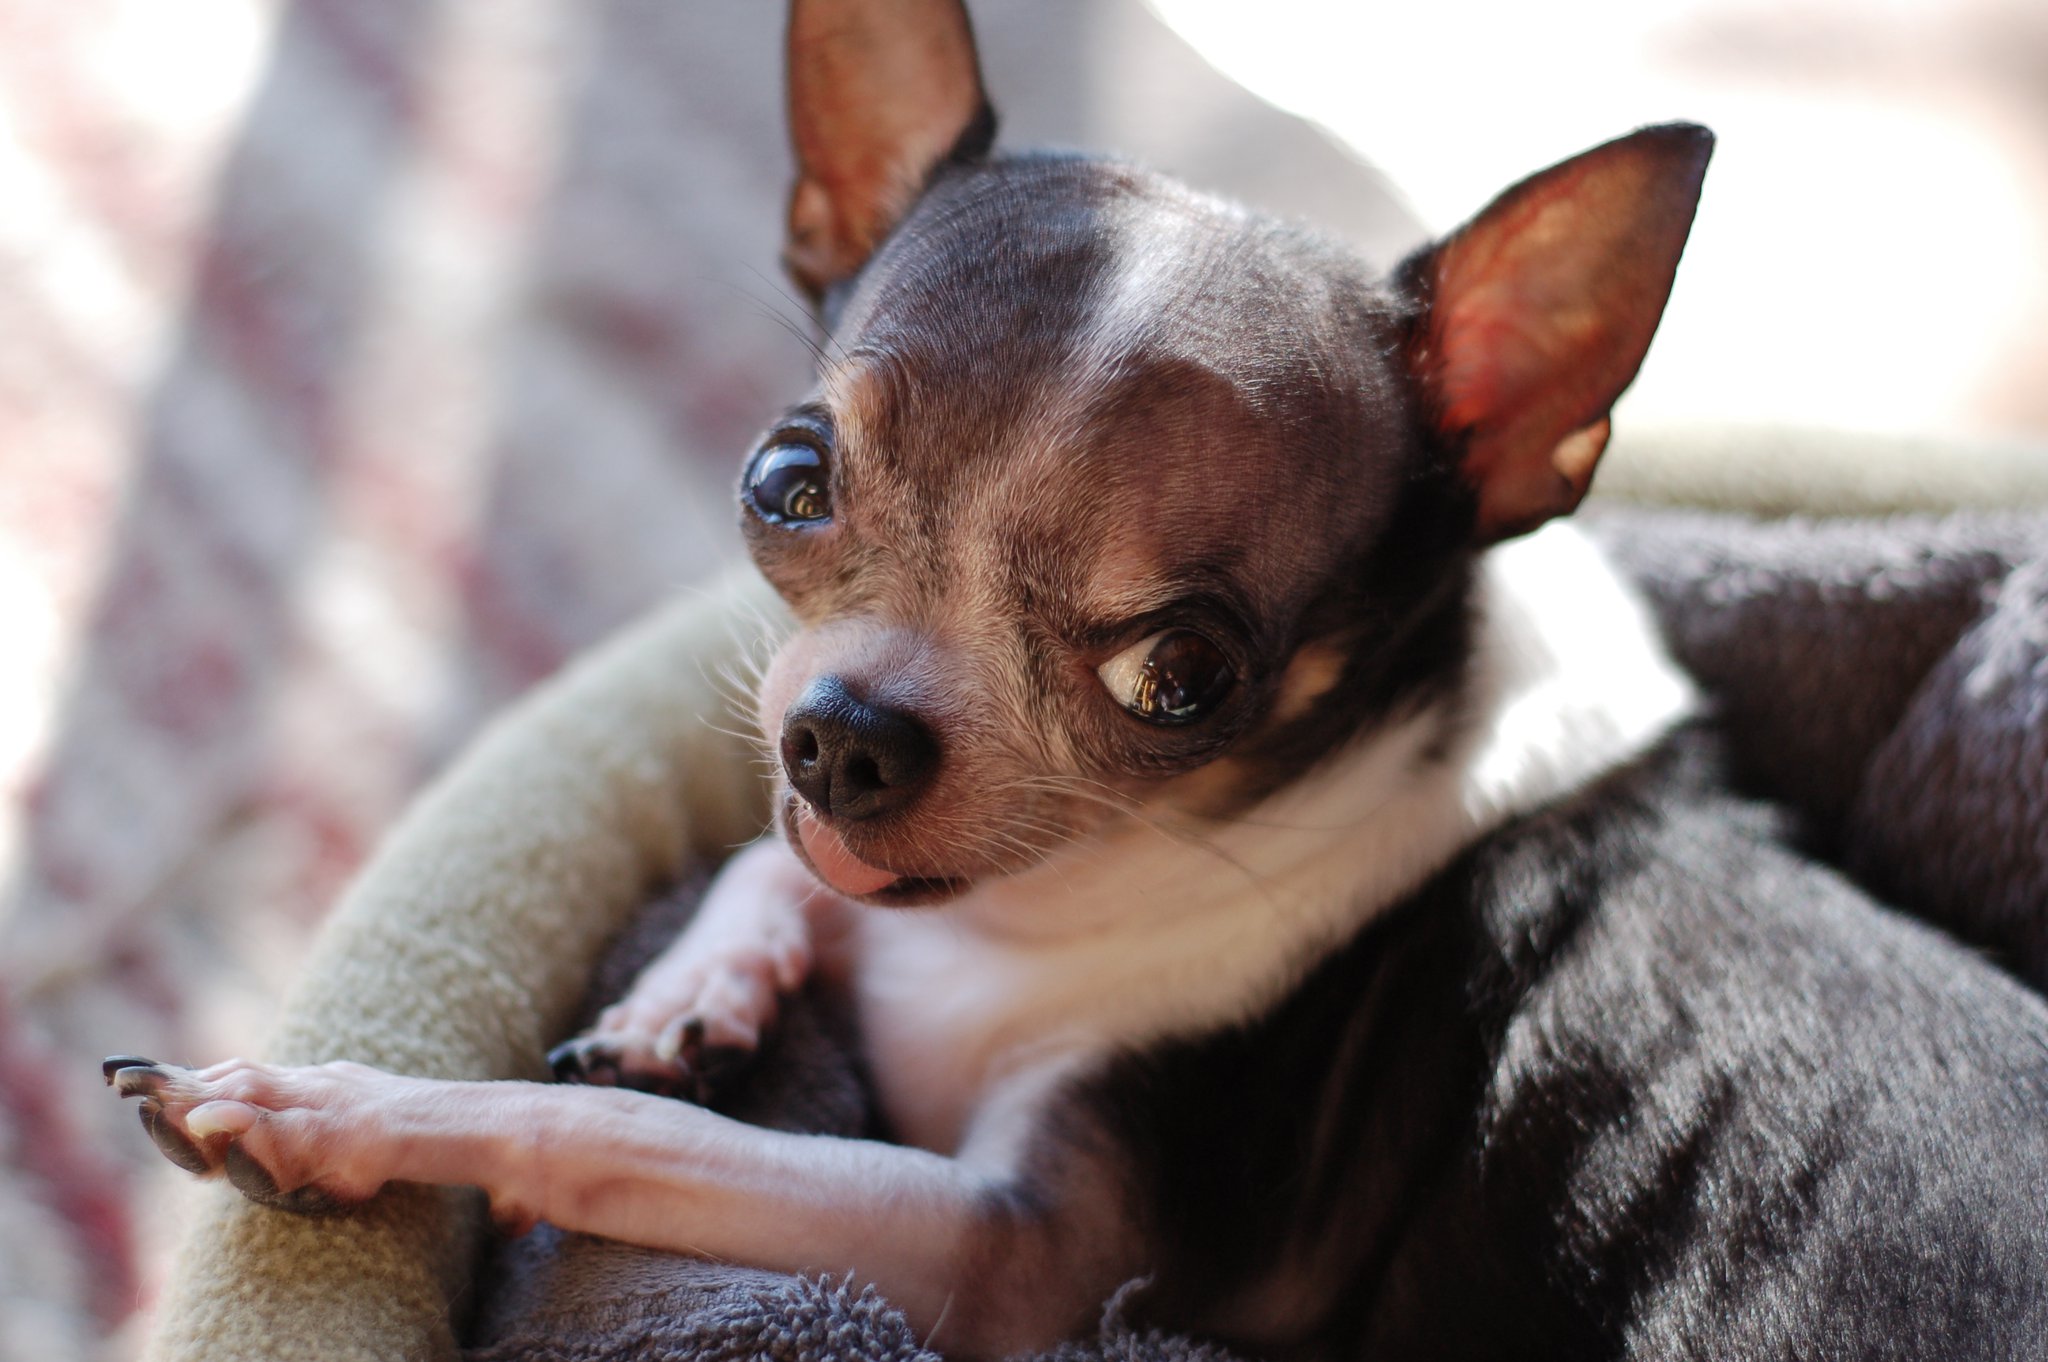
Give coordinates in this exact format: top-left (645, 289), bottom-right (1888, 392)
top-left (106, 838), bottom-right (1127, 1350)
top-left (112, 1056), bottom-right (1113, 1356)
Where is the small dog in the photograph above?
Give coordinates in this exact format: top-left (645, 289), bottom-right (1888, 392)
top-left (113, 1), bottom-right (2048, 1357)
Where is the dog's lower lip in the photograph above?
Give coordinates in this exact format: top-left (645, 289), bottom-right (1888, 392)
top-left (785, 802), bottom-right (969, 903)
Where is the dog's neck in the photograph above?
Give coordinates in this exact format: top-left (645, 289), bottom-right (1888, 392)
top-left (855, 523), bottom-right (1696, 1156)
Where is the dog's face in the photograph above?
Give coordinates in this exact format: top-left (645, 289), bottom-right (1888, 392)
top-left (748, 161), bottom-right (1433, 902)
top-left (750, 0), bottom-right (1709, 905)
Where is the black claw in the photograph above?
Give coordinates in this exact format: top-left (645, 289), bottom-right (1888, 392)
top-left (222, 1141), bottom-right (279, 1200)
top-left (139, 1100), bottom-right (213, 1175)
top-left (546, 1018), bottom-right (762, 1103)
top-left (220, 1144), bottom-right (344, 1215)
top-left (548, 1037), bottom-right (623, 1087)
top-left (274, 1184), bottom-right (347, 1215)
top-left (103, 1054), bottom-right (161, 1085)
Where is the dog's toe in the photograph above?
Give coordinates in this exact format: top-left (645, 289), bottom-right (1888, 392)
top-left (654, 1015), bottom-right (708, 1065)
top-left (222, 1144), bottom-right (348, 1216)
top-left (102, 1054), bottom-right (164, 1085)
top-left (111, 1064), bottom-right (171, 1099)
top-left (138, 1099), bottom-right (214, 1175)
top-left (643, 1015), bottom-right (760, 1103)
top-left (548, 1018), bottom-right (761, 1103)
top-left (545, 1038), bottom-right (586, 1082)
top-left (547, 1037), bottom-right (623, 1086)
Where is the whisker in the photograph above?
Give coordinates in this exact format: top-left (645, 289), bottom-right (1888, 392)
top-left (712, 272), bottom-right (834, 370)
top-left (985, 773), bottom-right (1293, 907)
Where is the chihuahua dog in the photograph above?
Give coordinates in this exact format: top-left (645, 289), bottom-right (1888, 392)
top-left (112, 0), bottom-right (2048, 1357)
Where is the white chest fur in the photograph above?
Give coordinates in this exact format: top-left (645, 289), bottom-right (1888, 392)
top-left (853, 524), bottom-right (1696, 1158)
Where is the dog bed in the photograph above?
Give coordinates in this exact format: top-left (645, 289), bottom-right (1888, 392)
top-left (143, 431), bottom-right (2048, 1362)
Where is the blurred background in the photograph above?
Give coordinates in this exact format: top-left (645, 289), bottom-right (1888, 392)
top-left (0, 0), bottom-right (2042, 1356)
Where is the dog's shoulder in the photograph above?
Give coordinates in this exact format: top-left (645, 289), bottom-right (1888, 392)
top-left (1081, 729), bottom-right (2048, 1357)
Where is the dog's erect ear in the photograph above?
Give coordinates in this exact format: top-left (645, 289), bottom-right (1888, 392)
top-left (784, 0), bottom-right (994, 300)
top-left (1398, 123), bottom-right (1712, 543)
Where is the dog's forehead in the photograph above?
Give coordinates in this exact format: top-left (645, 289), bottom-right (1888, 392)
top-left (818, 157), bottom-right (1405, 620)
top-left (832, 157), bottom-right (1378, 419)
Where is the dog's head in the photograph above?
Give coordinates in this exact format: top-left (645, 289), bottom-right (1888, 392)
top-left (746, 0), bottom-right (1710, 905)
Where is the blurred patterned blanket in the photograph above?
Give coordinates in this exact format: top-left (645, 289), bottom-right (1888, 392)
top-left (0, 3), bottom-right (796, 1353)
top-left (0, 2), bottom-right (1416, 1355)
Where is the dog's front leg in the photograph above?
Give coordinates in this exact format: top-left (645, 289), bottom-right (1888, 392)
top-left (548, 834), bottom-right (849, 1097)
top-left (108, 1057), bottom-right (1131, 1357)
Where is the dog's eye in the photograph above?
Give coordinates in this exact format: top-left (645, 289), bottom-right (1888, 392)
top-left (1098, 630), bottom-right (1235, 725)
top-left (744, 441), bottom-right (831, 525)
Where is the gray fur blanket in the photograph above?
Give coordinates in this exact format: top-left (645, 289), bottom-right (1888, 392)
top-left (464, 506), bottom-right (2048, 1362)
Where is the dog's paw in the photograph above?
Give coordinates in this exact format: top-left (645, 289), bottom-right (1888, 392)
top-left (546, 1020), bottom-right (756, 1104)
top-left (546, 929), bottom-right (806, 1102)
top-left (103, 1055), bottom-right (387, 1214)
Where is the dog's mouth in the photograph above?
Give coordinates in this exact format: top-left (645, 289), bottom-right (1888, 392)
top-left (784, 801), bottom-right (971, 907)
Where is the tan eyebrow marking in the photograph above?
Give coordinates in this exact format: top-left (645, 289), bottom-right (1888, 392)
top-left (821, 346), bottom-right (913, 440)
top-left (1267, 643), bottom-right (1347, 725)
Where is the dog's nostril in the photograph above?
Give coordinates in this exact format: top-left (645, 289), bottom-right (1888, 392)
top-left (791, 729), bottom-right (820, 765)
top-left (845, 755), bottom-right (881, 791)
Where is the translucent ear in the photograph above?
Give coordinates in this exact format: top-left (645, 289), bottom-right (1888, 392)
top-left (784, 0), bottom-right (995, 300)
top-left (1399, 123), bottom-right (1712, 542)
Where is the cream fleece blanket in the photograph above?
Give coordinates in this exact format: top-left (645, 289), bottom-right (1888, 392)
top-left (142, 428), bottom-right (2048, 1362)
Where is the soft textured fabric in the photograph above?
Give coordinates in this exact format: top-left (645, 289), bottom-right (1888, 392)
top-left (1849, 553), bottom-right (2048, 987)
top-left (1590, 507), bottom-right (2047, 843)
top-left (1591, 506), bottom-right (2048, 990)
top-left (144, 479), bottom-right (2048, 1362)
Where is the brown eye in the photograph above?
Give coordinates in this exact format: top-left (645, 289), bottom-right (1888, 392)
top-left (1098, 629), bottom-right (1236, 725)
top-left (744, 441), bottom-right (831, 525)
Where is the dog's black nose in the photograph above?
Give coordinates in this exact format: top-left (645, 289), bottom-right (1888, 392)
top-left (780, 675), bottom-right (938, 821)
